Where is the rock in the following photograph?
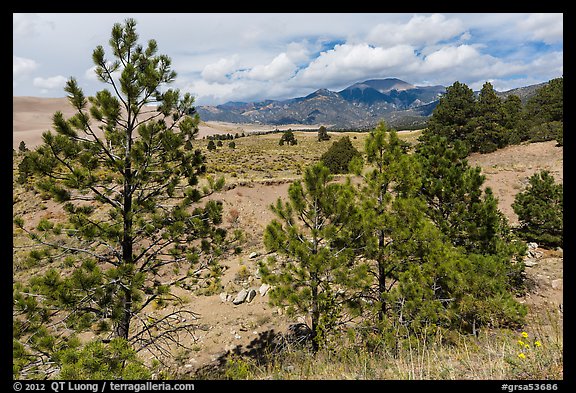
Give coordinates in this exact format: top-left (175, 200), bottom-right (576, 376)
top-left (551, 279), bottom-right (563, 290)
top-left (524, 259), bottom-right (538, 267)
top-left (232, 289), bottom-right (249, 305)
top-left (259, 283), bottom-right (271, 296)
top-left (246, 289), bottom-right (257, 303)
top-left (219, 292), bottom-right (229, 303)
top-left (249, 252), bottom-right (260, 259)
top-left (528, 250), bottom-right (544, 259)
top-left (556, 247), bottom-right (563, 255)
top-left (528, 242), bottom-right (538, 250)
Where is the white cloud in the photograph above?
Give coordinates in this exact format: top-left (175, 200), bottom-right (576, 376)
top-left (517, 13), bottom-right (563, 44)
top-left (33, 75), bottom-right (68, 90)
top-left (201, 55), bottom-right (240, 83)
top-left (295, 43), bottom-right (417, 86)
top-left (367, 14), bottom-right (466, 48)
top-left (421, 45), bottom-right (481, 73)
top-left (246, 53), bottom-right (297, 81)
top-left (13, 55), bottom-right (38, 78)
top-left (13, 13), bottom-right (48, 39)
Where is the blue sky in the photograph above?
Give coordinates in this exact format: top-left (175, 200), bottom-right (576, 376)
top-left (13, 13), bottom-right (563, 106)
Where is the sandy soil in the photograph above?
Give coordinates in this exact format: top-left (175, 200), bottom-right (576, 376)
top-left (13, 97), bottom-right (319, 149)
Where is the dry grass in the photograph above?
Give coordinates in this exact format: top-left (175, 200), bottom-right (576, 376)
top-left (215, 313), bottom-right (562, 380)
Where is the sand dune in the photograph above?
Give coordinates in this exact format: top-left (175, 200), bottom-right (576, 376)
top-left (13, 96), bottom-right (319, 150)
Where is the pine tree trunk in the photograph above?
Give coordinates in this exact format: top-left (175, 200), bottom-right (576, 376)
top-left (310, 276), bottom-right (319, 353)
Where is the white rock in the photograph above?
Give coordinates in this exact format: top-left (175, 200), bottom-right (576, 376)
top-left (249, 252), bottom-right (259, 259)
top-left (219, 292), bottom-right (229, 302)
top-left (524, 259), bottom-right (538, 267)
top-left (233, 289), bottom-right (248, 305)
top-left (259, 283), bottom-right (271, 296)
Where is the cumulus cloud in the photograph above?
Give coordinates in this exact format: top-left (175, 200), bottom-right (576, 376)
top-left (421, 45), bottom-right (481, 73)
top-left (201, 55), bottom-right (240, 83)
top-left (367, 14), bottom-right (466, 48)
top-left (295, 43), bottom-right (417, 86)
top-left (13, 55), bottom-right (38, 78)
top-left (246, 53), bottom-right (297, 81)
top-left (517, 13), bottom-right (563, 44)
top-left (33, 75), bottom-right (68, 90)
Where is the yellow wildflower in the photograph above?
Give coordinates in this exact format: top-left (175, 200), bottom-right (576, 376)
top-left (518, 353), bottom-right (526, 359)
top-left (521, 332), bottom-right (529, 338)
top-left (534, 341), bottom-right (542, 347)
top-left (518, 340), bottom-right (525, 346)
top-left (524, 344), bottom-right (530, 349)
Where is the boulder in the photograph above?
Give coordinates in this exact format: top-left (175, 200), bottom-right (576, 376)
top-left (232, 289), bottom-right (249, 305)
top-left (246, 289), bottom-right (257, 303)
top-left (259, 283), bottom-right (271, 296)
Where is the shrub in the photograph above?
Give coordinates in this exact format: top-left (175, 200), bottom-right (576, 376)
top-left (320, 136), bottom-right (361, 174)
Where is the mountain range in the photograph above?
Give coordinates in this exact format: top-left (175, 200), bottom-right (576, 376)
top-left (196, 78), bottom-right (545, 130)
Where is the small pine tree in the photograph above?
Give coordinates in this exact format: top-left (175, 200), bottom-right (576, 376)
top-left (320, 136), bottom-right (361, 174)
top-left (207, 140), bottom-right (216, 150)
top-left (18, 141), bottom-right (29, 153)
top-left (260, 163), bottom-right (368, 351)
top-left (228, 141), bottom-right (236, 149)
top-left (512, 170), bottom-right (563, 247)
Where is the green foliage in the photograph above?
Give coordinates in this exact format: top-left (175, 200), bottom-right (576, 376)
top-left (467, 82), bottom-right (508, 153)
top-left (207, 140), bottom-right (216, 150)
top-left (57, 338), bottom-right (151, 380)
top-left (422, 78), bottom-right (563, 153)
top-left (320, 136), bottom-right (361, 174)
top-left (423, 81), bottom-right (476, 145)
top-left (317, 126), bottom-right (331, 141)
top-left (512, 170), bottom-right (563, 247)
top-left (261, 163), bottom-right (369, 351)
top-left (19, 140), bottom-right (29, 153)
top-left (279, 130), bottom-right (297, 146)
top-left (415, 135), bottom-right (515, 256)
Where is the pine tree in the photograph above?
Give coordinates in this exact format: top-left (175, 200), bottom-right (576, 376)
top-left (468, 82), bottom-right (507, 153)
top-left (355, 121), bottom-right (423, 323)
top-left (13, 19), bottom-right (226, 370)
top-left (512, 170), bottom-right (563, 247)
top-left (422, 81), bottom-right (477, 145)
top-left (260, 163), bottom-right (368, 351)
top-left (18, 140), bottom-right (29, 153)
top-left (501, 94), bottom-right (525, 144)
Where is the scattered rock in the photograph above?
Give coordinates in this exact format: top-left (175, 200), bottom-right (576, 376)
top-left (527, 242), bottom-right (538, 250)
top-left (232, 289), bottom-right (249, 305)
top-left (259, 283), bottom-right (271, 296)
top-left (249, 252), bottom-right (259, 259)
top-left (219, 292), bottom-right (229, 303)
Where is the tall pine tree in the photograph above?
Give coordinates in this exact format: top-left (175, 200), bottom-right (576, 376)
top-left (14, 19), bottom-right (225, 370)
